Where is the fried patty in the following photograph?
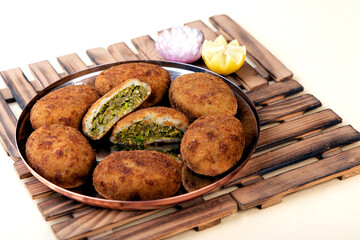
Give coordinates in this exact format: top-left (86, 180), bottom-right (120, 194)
top-left (93, 150), bottom-right (182, 201)
top-left (168, 72), bottom-right (238, 122)
top-left (30, 85), bottom-right (100, 130)
top-left (82, 78), bottom-right (151, 140)
top-left (110, 106), bottom-right (189, 145)
top-left (180, 113), bottom-right (245, 176)
top-left (25, 124), bottom-right (96, 188)
top-left (95, 62), bottom-right (171, 108)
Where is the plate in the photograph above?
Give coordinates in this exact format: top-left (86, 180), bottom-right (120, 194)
top-left (16, 60), bottom-right (260, 210)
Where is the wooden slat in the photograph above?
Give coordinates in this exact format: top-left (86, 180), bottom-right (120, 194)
top-left (256, 109), bottom-right (342, 151)
top-left (227, 125), bottom-right (360, 186)
top-left (99, 194), bottom-right (237, 240)
top-left (231, 146), bottom-right (360, 210)
top-left (233, 62), bottom-right (268, 90)
top-left (29, 60), bottom-right (61, 88)
top-left (86, 47), bottom-right (117, 65)
top-left (321, 147), bottom-right (344, 159)
top-left (258, 94), bottom-right (322, 125)
top-left (0, 94), bottom-right (19, 159)
top-left (24, 178), bottom-right (54, 199)
top-left (108, 42), bottom-right (140, 61)
top-left (108, 42), bottom-right (139, 61)
top-left (57, 53), bottom-right (88, 74)
top-left (0, 87), bottom-right (14, 102)
top-left (247, 79), bottom-right (303, 105)
top-left (0, 67), bottom-right (37, 109)
top-left (52, 207), bottom-right (159, 240)
top-left (209, 14), bottom-right (293, 81)
top-left (186, 20), bottom-right (219, 40)
top-left (131, 35), bottom-right (163, 60)
top-left (254, 66), bottom-right (270, 79)
top-left (14, 160), bottom-right (31, 179)
top-left (186, 20), bottom-right (268, 90)
top-left (1, 80), bottom-right (43, 102)
top-left (38, 195), bottom-right (89, 221)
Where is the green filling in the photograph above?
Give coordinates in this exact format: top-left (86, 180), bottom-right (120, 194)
top-left (90, 85), bottom-right (148, 135)
top-left (110, 144), bottom-right (181, 161)
top-left (113, 121), bottom-right (184, 145)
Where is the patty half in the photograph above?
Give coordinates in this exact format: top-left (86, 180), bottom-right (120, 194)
top-left (110, 106), bottom-right (189, 145)
top-left (92, 150), bottom-right (182, 201)
top-left (25, 124), bottom-right (96, 188)
top-left (180, 113), bottom-right (245, 176)
top-left (30, 85), bottom-right (100, 129)
top-left (82, 78), bottom-right (151, 140)
top-left (168, 72), bottom-right (238, 122)
top-left (95, 62), bottom-right (170, 107)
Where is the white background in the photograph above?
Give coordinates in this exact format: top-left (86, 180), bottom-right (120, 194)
top-left (0, 0), bottom-right (360, 239)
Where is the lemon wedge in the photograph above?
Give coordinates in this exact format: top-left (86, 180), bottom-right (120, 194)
top-left (202, 35), bottom-right (246, 75)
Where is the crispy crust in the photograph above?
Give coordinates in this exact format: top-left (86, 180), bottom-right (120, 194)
top-left (92, 150), bottom-right (182, 201)
top-left (30, 85), bottom-right (100, 130)
top-left (25, 124), bottom-right (96, 188)
top-left (95, 62), bottom-right (170, 108)
top-left (168, 72), bottom-right (238, 122)
top-left (82, 78), bottom-right (151, 140)
top-left (180, 113), bottom-right (245, 176)
top-left (110, 106), bottom-right (189, 143)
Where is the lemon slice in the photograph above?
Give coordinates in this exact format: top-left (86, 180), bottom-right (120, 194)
top-left (202, 35), bottom-right (246, 75)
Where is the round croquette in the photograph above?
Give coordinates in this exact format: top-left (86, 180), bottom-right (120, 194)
top-left (168, 72), bottom-right (238, 122)
top-left (93, 150), bottom-right (182, 201)
top-left (30, 85), bottom-right (100, 130)
top-left (95, 62), bottom-right (171, 108)
top-left (25, 124), bottom-right (96, 188)
top-left (180, 113), bottom-right (245, 176)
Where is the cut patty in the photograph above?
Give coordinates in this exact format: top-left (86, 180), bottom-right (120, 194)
top-left (82, 78), bottom-right (151, 140)
top-left (95, 62), bottom-right (170, 107)
top-left (110, 106), bottom-right (189, 145)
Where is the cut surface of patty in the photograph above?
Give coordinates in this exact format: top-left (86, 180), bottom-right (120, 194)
top-left (89, 85), bottom-right (149, 136)
top-left (83, 79), bottom-right (151, 140)
top-left (111, 120), bottom-right (184, 145)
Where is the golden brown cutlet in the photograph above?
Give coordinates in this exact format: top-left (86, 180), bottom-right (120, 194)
top-left (180, 113), bottom-right (245, 176)
top-left (93, 150), bottom-right (182, 201)
top-left (30, 85), bottom-right (100, 130)
top-left (168, 72), bottom-right (238, 122)
top-left (25, 124), bottom-right (96, 188)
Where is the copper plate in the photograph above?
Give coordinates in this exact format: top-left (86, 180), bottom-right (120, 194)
top-left (16, 60), bottom-right (260, 210)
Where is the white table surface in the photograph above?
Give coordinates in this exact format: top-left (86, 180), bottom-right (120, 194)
top-left (1, 0), bottom-right (360, 239)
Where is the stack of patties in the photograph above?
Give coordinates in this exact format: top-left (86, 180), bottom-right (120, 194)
top-left (25, 62), bottom-right (247, 201)
top-left (167, 72), bottom-right (245, 192)
top-left (27, 85), bottom-right (101, 189)
top-left (83, 62), bottom-right (172, 140)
